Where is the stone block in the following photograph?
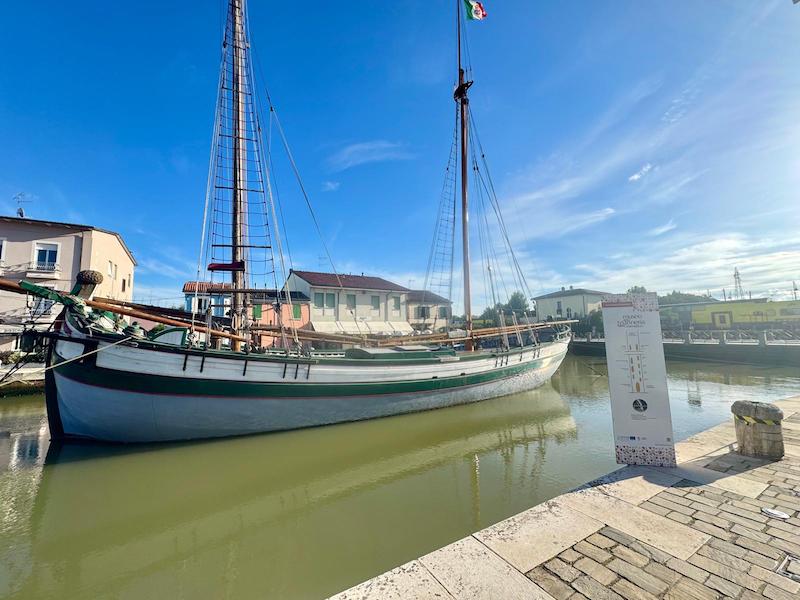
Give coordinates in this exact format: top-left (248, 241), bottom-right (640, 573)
top-left (732, 401), bottom-right (785, 459)
top-left (328, 560), bottom-right (452, 600)
top-left (612, 578), bottom-right (659, 600)
top-left (606, 558), bottom-right (669, 595)
top-left (574, 540), bottom-right (612, 564)
top-left (574, 557), bottom-right (617, 586)
top-left (665, 557), bottom-right (709, 583)
top-left (571, 575), bottom-right (624, 600)
top-left (526, 567), bottom-right (574, 600)
top-left (611, 545), bottom-right (649, 568)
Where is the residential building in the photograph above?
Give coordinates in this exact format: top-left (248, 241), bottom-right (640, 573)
top-left (182, 282), bottom-right (310, 347)
top-left (533, 286), bottom-right (610, 321)
top-left (0, 216), bottom-right (136, 350)
top-left (284, 269), bottom-right (414, 335)
top-left (406, 290), bottom-right (452, 331)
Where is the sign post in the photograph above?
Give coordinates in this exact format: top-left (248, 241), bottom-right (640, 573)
top-left (601, 293), bottom-right (676, 467)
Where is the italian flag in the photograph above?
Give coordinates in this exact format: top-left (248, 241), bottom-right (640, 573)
top-left (464, 0), bottom-right (487, 21)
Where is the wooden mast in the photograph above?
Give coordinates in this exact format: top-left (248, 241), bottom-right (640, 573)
top-left (455, 0), bottom-right (474, 350)
top-left (230, 0), bottom-right (248, 350)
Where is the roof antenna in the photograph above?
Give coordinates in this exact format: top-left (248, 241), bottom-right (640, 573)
top-left (13, 192), bottom-right (30, 218)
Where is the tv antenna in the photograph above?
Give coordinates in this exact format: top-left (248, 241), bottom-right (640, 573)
top-left (13, 192), bottom-right (31, 218)
top-left (733, 267), bottom-right (745, 300)
top-left (793, 281), bottom-right (798, 301)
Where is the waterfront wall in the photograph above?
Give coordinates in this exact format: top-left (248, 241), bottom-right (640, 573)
top-left (570, 339), bottom-right (800, 367)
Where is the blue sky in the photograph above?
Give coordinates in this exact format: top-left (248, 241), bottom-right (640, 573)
top-left (1, 1), bottom-right (799, 311)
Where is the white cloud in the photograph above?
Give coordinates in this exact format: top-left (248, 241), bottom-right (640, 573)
top-left (326, 140), bottom-right (413, 172)
top-left (321, 181), bottom-right (340, 192)
top-left (628, 163), bottom-right (653, 182)
top-left (647, 219), bottom-right (676, 237)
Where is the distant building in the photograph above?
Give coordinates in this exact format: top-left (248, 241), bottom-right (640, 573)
top-left (0, 216), bottom-right (136, 350)
top-left (533, 286), bottom-right (610, 321)
top-left (182, 281), bottom-right (310, 347)
top-left (406, 290), bottom-right (452, 331)
top-left (284, 269), bottom-right (414, 335)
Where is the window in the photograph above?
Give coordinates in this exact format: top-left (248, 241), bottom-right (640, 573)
top-left (392, 296), bottom-right (400, 311)
top-left (417, 306), bottom-right (430, 319)
top-left (196, 297), bottom-right (209, 312)
top-left (438, 306), bottom-right (448, 319)
top-left (314, 293), bottom-right (324, 309)
top-left (253, 304), bottom-right (262, 319)
top-left (371, 295), bottom-right (380, 310)
top-left (114, 263), bottom-right (118, 280)
top-left (346, 294), bottom-right (356, 310)
top-left (121, 278), bottom-right (127, 292)
top-left (566, 307), bottom-right (572, 318)
top-left (0, 238), bottom-right (5, 266)
top-left (325, 293), bottom-right (336, 309)
top-left (556, 300), bottom-right (563, 315)
top-left (108, 260), bottom-right (113, 276)
top-left (35, 243), bottom-right (58, 271)
top-left (293, 304), bottom-right (302, 319)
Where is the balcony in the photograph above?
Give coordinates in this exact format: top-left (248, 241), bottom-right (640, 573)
top-left (26, 261), bottom-right (61, 278)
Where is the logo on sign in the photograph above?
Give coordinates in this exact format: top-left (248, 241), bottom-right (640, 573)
top-left (632, 398), bottom-right (648, 413)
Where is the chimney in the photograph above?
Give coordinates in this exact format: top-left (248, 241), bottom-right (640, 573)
top-left (569, 285), bottom-right (573, 290)
top-left (561, 286), bottom-right (565, 291)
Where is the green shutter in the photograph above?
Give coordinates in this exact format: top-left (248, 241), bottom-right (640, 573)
top-left (253, 304), bottom-right (262, 319)
top-left (314, 293), bottom-right (324, 308)
top-left (326, 293), bottom-right (336, 308)
top-left (293, 304), bottom-right (301, 319)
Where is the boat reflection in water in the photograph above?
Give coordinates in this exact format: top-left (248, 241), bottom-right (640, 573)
top-left (5, 385), bottom-right (578, 599)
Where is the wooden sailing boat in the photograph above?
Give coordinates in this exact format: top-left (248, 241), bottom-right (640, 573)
top-left (7, 0), bottom-right (570, 442)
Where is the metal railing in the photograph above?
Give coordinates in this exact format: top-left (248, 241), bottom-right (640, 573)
top-left (28, 261), bottom-right (59, 273)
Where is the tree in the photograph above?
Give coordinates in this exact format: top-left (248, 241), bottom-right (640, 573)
top-left (627, 285), bottom-right (648, 294)
top-left (506, 291), bottom-right (530, 314)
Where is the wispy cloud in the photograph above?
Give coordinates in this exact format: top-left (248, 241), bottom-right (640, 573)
top-left (326, 140), bottom-right (413, 172)
top-left (647, 219), bottom-right (676, 236)
top-left (628, 163), bottom-right (653, 182)
top-left (321, 180), bottom-right (340, 192)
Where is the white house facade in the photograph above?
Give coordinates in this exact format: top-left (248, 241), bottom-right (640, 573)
top-left (533, 286), bottom-right (610, 321)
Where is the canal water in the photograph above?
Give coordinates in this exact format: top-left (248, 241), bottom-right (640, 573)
top-left (2, 355), bottom-right (799, 599)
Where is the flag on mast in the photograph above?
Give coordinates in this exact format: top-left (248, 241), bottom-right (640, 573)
top-left (464, 0), bottom-right (488, 21)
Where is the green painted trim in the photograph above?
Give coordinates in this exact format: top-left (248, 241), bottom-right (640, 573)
top-left (53, 351), bottom-right (556, 399)
top-left (149, 326), bottom-right (189, 345)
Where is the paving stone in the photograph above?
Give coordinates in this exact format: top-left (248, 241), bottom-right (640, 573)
top-left (668, 511), bottom-right (694, 525)
top-left (768, 519), bottom-right (800, 535)
top-left (770, 536), bottom-right (800, 556)
top-left (419, 536), bottom-right (553, 600)
top-left (666, 557), bottom-right (709, 583)
top-left (688, 554), bottom-right (762, 592)
top-left (707, 538), bottom-right (748, 559)
top-left (526, 567), bottom-right (574, 600)
top-left (685, 493), bottom-right (722, 508)
top-left (732, 534), bottom-right (783, 559)
top-left (561, 490), bottom-right (709, 560)
top-left (605, 559), bottom-right (668, 596)
top-left (558, 549), bottom-right (581, 564)
top-left (719, 503), bottom-right (769, 523)
top-left (545, 558), bottom-right (581, 583)
top-left (627, 540), bottom-right (672, 565)
top-left (665, 576), bottom-right (721, 600)
top-left (329, 559), bottom-right (453, 600)
top-left (692, 510), bottom-right (734, 530)
top-left (716, 509), bottom-right (768, 531)
top-left (571, 575), bottom-right (624, 600)
top-left (697, 545), bottom-right (752, 570)
top-left (766, 526), bottom-right (800, 543)
top-left (475, 499), bottom-right (603, 573)
top-left (574, 557), bottom-right (617, 586)
top-left (763, 583), bottom-right (799, 600)
top-left (643, 561), bottom-right (681, 585)
top-left (649, 495), bottom-right (696, 516)
top-left (730, 523), bottom-right (772, 543)
top-left (655, 464), bottom-right (768, 498)
top-left (574, 541), bottom-right (613, 564)
top-left (639, 501), bottom-right (670, 517)
top-left (693, 520), bottom-right (735, 541)
top-left (610, 545), bottom-right (649, 568)
top-left (599, 527), bottom-right (637, 547)
top-left (611, 578), bottom-right (659, 600)
top-left (748, 563), bottom-right (800, 595)
top-left (743, 550), bottom-right (777, 570)
top-left (691, 502), bottom-right (722, 516)
top-left (704, 574), bottom-right (743, 598)
top-left (660, 489), bottom-right (695, 506)
top-left (586, 533), bottom-right (616, 549)
top-left (581, 466), bottom-right (682, 505)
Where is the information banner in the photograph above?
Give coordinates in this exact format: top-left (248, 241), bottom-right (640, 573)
top-left (601, 293), bottom-right (676, 467)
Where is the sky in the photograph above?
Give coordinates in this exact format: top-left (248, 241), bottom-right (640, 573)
top-left (1, 1), bottom-right (799, 312)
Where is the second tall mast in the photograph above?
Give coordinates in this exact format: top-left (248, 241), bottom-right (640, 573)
top-left (455, 0), bottom-right (474, 350)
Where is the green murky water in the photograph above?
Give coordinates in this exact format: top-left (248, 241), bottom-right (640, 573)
top-left (1, 355), bottom-right (799, 599)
